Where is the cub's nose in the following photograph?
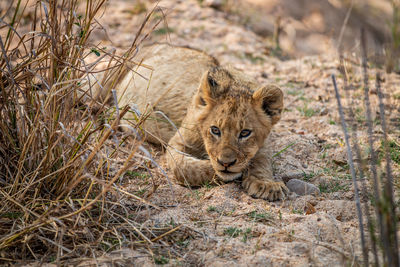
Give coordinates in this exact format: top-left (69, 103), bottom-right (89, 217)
top-left (217, 158), bottom-right (237, 168)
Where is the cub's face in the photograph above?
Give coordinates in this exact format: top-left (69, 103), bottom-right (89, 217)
top-left (194, 67), bottom-right (283, 181)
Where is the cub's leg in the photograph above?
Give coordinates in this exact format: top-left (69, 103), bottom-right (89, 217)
top-left (242, 146), bottom-right (289, 201)
top-left (166, 131), bottom-right (215, 186)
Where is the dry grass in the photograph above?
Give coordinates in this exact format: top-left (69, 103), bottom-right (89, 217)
top-left (0, 0), bottom-right (178, 264)
top-left (334, 29), bottom-right (400, 266)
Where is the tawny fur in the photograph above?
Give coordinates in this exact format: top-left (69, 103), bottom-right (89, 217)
top-left (84, 43), bottom-right (288, 201)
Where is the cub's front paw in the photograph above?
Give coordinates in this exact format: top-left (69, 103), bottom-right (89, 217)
top-left (242, 176), bottom-right (289, 201)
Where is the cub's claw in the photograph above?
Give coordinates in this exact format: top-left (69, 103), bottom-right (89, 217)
top-left (242, 176), bottom-right (289, 201)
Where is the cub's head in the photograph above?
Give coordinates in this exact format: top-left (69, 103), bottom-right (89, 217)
top-left (194, 67), bottom-right (283, 182)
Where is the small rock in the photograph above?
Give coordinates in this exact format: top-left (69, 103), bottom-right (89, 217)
top-left (249, 20), bottom-right (274, 37)
top-left (293, 242), bottom-right (309, 254)
top-left (332, 147), bottom-right (348, 166)
top-left (203, 0), bottom-right (224, 9)
top-left (286, 179), bottom-right (320, 196)
top-left (216, 229), bottom-right (225, 236)
top-left (318, 176), bottom-right (330, 187)
top-left (278, 172), bottom-right (306, 183)
top-left (319, 107), bottom-right (328, 115)
top-left (344, 191), bottom-right (354, 199)
top-left (287, 191), bottom-right (299, 200)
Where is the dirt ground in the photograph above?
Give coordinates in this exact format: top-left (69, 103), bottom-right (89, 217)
top-left (20, 0), bottom-right (400, 266)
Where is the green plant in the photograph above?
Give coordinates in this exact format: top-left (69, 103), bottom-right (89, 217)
top-left (207, 206), bottom-right (217, 212)
top-left (242, 228), bottom-right (252, 243)
top-left (247, 211), bottom-right (273, 222)
top-left (273, 142), bottom-right (295, 158)
top-left (125, 170), bottom-right (149, 179)
top-left (224, 227), bottom-right (253, 242)
top-left (354, 107), bottom-right (366, 123)
top-left (297, 104), bottom-right (318, 117)
top-left (287, 89), bottom-right (302, 96)
top-left (302, 171), bottom-right (318, 182)
top-left (319, 181), bottom-right (348, 193)
top-left (244, 53), bottom-right (265, 64)
top-left (136, 188), bottom-right (147, 196)
top-left (177, 239), bottom-right (191, 248)
top-left (381, 140), bottom-right (400, 164)
top-left (154, 255), bottom-right (169, 265)
top-left (292, 208), bottom-right (303, 215)
top-left (203, 181), bottom-right (216, 189)
top-left (192, 189), bottom-right (203, 200)
top-left (224, 227), bottom-right (242, 238)
top-left (153, 27), bottom-right (174, 35)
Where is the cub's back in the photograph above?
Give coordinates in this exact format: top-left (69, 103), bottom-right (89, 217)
top-left (117, 44), bottom-right (218, 143)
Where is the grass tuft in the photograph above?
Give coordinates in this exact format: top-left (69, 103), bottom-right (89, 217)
top-left (224, 227), bottom-right (242, 238)
top-left (381, 140), bottom-right (400, 165)
top-left (0, 1), bottom-right (178, 263)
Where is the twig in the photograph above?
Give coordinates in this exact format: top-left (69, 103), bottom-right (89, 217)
top-left (37, 235), bottom-right (72, 254)
top-left (151, 225), bottom-right (182, 242)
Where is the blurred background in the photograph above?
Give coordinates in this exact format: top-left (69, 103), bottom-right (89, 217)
top-left (210, 0), bottom-right (393, 57)
top-left (90, 0), bottom-right (400, 72)
top-left (1, 0), bottom-right (398, 67)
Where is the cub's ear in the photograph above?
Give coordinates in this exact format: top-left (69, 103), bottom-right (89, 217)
top-left (195, 67), bottom-right (229, 107)
top-left (252, 84), bottom-right (283, 125)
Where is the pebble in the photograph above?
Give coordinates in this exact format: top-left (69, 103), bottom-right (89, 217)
top-left (286, 179), bottom-right (320, 196)
top-left (203, 0), bottom-right (224, 9)
top-left (344, 191), bottom-right (354, 199)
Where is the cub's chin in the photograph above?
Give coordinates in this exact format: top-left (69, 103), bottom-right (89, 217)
top-left (215, 170), bottom-right (243, 182)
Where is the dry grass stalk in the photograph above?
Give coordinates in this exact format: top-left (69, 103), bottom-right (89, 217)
top-left (374, 72), bottom-right (400, 266)
top-left (331, 74), bottom-right (368, 266)
top-left (332, 29), bottom-right (399, 267)
top-left (361, 29), bottom-right (399, 267)
top-left (338, 53), bottom-right (379, 266)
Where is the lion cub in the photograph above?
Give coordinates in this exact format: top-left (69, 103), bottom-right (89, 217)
top-left (88, 43), bottom-right (288, 201)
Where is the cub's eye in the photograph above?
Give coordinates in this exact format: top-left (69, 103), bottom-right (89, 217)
top-left (239, 129), bottom-right (252, 139)
top-left (210, 126), bottom-right (221, 136)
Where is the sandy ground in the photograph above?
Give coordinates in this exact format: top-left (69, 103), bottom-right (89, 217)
top-left (20, 0), bottom-right (400, 266)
